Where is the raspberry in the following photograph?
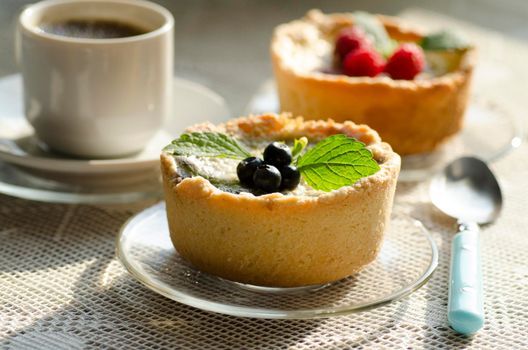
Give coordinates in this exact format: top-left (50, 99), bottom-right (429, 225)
top-left (384, 43), bottom-right (425, 80)
top-left (335, 26), bottom-right (371, 60)
top-left (342, 48), bottom-right (385, 77)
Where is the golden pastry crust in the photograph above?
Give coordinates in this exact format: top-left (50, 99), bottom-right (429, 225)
top-left (161, 113), bottom-right (400, 287)
top-left (271, 9), bottom-right (476, 155)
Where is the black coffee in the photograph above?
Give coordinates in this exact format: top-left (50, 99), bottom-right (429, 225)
top-left (40, 19), bottom-right (148, 39)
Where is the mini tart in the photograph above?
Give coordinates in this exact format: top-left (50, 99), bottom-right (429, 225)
top-left (271, 10), bottom-right (476, 155)
top-left (161, 113), bottom-right (400, 287)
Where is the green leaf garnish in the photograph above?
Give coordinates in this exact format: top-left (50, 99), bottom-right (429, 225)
top-left (421, 30), bottom-right (470, 51)
top-left (291, 137), bottom-right (308, 161)
top-left (296, 134), bottom-right (380, 192)
top-left (165, 132), bottom-right (379, 193)
top-left (164, 132), bottom-right (252, 159)
top-left (353, 11), bottom-right (396, 58)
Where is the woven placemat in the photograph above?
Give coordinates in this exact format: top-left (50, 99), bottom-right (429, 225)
top-left (1, 147), bottom-right (527, 350)
top-left (1, 9), bottom-right (528, 350)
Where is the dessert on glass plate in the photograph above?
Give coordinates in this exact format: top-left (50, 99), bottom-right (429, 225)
top-left (271, 10), bottom-right (476, 155)
top-left (160, 113), bottom-right (400, 287)
top-left (116, 113), bottom-right (438, 318)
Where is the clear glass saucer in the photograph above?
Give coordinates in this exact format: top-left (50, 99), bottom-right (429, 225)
top-left (245, 80), bottom-right (523, 182)
top-left (399, 99), bottom-right (523, 181)
top-left (116, 203), bottom-right (438, 319)
top-left (0, 161), bottom-right (162, 204)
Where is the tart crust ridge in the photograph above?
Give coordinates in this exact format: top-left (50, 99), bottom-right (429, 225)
top-left (161, 113), bottom-right (400, 287)
top-left (271, 9), bottom-right (476, 155)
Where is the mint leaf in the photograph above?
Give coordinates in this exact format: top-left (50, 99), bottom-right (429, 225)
top-left (164, 132), bottom-right (252, 159)
top-left (421, 30), bottom-right (470, 51)
top-left (297, 134), bottom-right (380, 192)
top-left (291, 137), bottom-right (308, 161)
top-left (353, 12), bottom-right (396, 57)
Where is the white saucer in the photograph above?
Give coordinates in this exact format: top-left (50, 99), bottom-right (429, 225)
top-left (0, 74), bottom-right (231, 204)
top-left (0, 74), bottom-right (231, 175)
top-left (245, 80), bottom-right (523, 182)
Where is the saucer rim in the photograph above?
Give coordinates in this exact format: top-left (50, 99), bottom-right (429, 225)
top-left (0, 173), bottom-right (161, 204)
top-left (0, 74), bottom-right (230, 175)
top-left (116, 202), bottom-right (439, 319)
top-left (245, 79), bottom-right (524, 182)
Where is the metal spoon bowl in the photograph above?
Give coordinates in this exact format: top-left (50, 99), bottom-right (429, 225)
top-left (430, 156), bottom-right (503, 335)
top-left (431, 157), bottom-right (502, 224)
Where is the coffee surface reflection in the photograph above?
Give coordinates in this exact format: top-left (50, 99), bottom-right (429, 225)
top-left (40, 19), bottom-right (148, 38)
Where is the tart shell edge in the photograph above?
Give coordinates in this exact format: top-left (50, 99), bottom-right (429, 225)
top-left (161, 113), bottom-right (400, 287)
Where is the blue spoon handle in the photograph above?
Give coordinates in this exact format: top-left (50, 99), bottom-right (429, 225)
top-left (448, 222), bottom-right (484, 334)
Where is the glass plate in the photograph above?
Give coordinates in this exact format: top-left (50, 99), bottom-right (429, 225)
top-left (0, 161), bottom-right (162, 204)
top-left (245, 81), bottom-right (523, 182)
top-left (399, 99), bottom-right (523, 181)
top-left (116, 203), bottom-right (439, 319)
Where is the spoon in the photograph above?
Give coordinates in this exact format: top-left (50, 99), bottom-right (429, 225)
top-left (430, 156), bottom-right (502, 335)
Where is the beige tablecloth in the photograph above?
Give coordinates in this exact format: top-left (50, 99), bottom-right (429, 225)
top-left (1, 9), bottom-right (528, 349)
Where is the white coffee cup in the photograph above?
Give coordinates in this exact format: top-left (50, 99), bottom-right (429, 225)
top-left (17, 0), bottom-right (174, 158)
